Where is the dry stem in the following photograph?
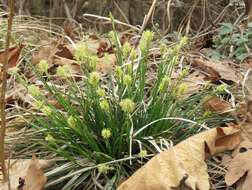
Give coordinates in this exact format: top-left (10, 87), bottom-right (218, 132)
top-left (0, 0), bottom-right (15, 181)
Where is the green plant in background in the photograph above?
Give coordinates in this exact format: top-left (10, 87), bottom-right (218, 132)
top-left (210, 22), bottom-right (252, 62)
top-left (24, 27), bottom-right (231, 189)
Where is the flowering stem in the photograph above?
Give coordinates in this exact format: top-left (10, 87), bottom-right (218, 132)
top-left (129, 115), bottom-right (134, 165)
top-left (0, 0), bottom-right (15, 181)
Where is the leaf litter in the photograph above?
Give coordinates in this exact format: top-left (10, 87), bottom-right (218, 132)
top-left (1, 14), bottom-right (252, 190)
top-left (191, 58), bottom-right (241, 84)
top-left (3, 41), bottom-right (248, 190)
top-left (2, 40), bottom-right (248, 190)
top-left (221, 123), bottom-right (252, 190)
top-left (118, 126), bottom-right (241, 190)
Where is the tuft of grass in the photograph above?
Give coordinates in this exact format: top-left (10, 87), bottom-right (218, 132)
top-left (21, 24), bottom-right (232, 188)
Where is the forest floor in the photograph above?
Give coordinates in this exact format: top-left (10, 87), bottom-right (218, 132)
top-left (0, 9), bottom-right (252, 190)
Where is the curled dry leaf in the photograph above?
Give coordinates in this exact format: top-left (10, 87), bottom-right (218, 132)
top-left (23, 155), bottom-right (47, 190)
top-left (97, 41), bottom-right (109, 57)
top-left (0, 44), bottom-right (25, 68)
top-left (0, 44), bottom-right (25, 80)
top-left (117, 126), bottom-right (240, 190)
top-left (225, 140), bottom-right (252, 190)
top-left (182, 71), bottom-right (206, 96)
top-left (32, 42), bottom-right (75, 66)
top-left (53, 57), bottom-right (80, 75)
top-left (191, 58), bottom-right (240, 84)
top-left (97, 54), bottom-right (116, 74)
top-left (31, 42), bottom-right (58, 65)
top-left (203, 96), bottom-right (232, 115)
top-left (55, 44), bottom-right (74, 60)
top-left (85, 38), bottom-right (108, 55)
top-left (63, 20), bottom-right (79, 41)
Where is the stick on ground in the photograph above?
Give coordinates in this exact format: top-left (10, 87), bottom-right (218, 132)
top-left (0, 0), bottom-right (15, 181)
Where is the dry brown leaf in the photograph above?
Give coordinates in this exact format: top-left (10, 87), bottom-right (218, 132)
top-left (236, 102), bottom-right (248, 120)
top-left (0, 44), bottom-right (25, 68)
top-left (231, 140), bottom-right (252, 157)
top-left (85, 38), bottom-right (106, 55)
top-left (53, 57), bottom-right (80, 74)
top-left (191, 58), bottom-right (240, 83)
top-left (203, 96), bottom-right (232, 114)
top-left (31, 43), bottom-right (58, 65)
top-left (23, 155), bottom-right (47, 190)
top-left (31, 42), bottom-right (74, 65)
top-left (222, 134), bottom-right (252, 190)
top-left (97, 54), bottom-right (116, 74)
top-left (63, 20), bottom-right (78, 41)
top-left (238, 123), bottom-right (252, 142)
top-left (0, 44), bottom-right (25, 79)
top-left (170, 70), bottom-right (206, 99)
top-left (54, 46), bottom-right (115, 74)
top-left (55, 44), bottom-right (74, 60)
top-left (32, 40), bottom-right (115, 75)
top-left (182, 71), bottom-right (206, 98)
top-left (225, 142), bottom-right (252, 190)
top-left (0, 158), bottom-right (54, 190)
top-left (97, 41), bottom-right (109, 57)
top-left (118, 126), bottom-right (240, 190)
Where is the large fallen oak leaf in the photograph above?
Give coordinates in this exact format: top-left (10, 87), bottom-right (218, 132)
top-left (118, 126), bottom-right (241, 190)
top-left (191, 58), bottom-right (240, 83)
top-left (225, 140), bottom-right (252, 190)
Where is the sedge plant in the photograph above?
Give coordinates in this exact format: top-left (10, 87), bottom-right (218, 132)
top-left (24, 25), bottom-right (231, 189)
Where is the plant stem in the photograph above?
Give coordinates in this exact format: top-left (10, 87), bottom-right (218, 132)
top-left (0, 0), bottom-right (15, 181)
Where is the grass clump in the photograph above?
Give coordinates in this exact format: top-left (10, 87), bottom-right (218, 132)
top-left (24, 28), bottom-right (229, 189)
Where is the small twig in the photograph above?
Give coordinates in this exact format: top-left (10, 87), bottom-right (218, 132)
top-left (163, 0), bottom-right (173, 34)
top-left (196, 0), bottom-right (207, 34)
top-left (112, 0), bottom-right (130, 24)
top-left (234, 0), bottom-right (252, 26)
top-left (139, 0), bottom-right (158, 36)
top-left (91, 171), bottom-right (103, 189)
top-left (212, 3), bottom-right (231, 26)
top-left (198, 3), bottom-right (231, 35)
top-left (0, 0), bottom-right (15, 181)
top-left (185, 0), bottom-right (198, 35)
top-left (62, 0), bottom-right (73, 21)
top-left (83, 13), bottom-right (140, 31)
top-left (177, 0), bottom-right (198, 35)
top-left (129, 115), bottom-right (134, 165)
top-left (242, 66), bottom-right (251, 99)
